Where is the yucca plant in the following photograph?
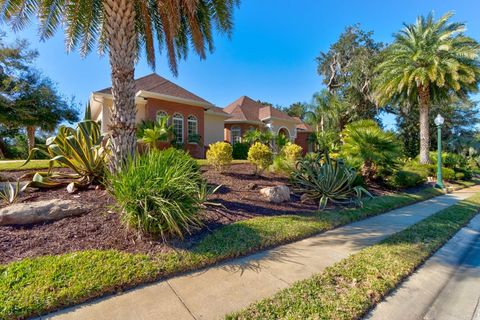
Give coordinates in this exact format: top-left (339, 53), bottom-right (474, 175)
top-left (23, 120), bottom-right (107, 190)
top-left (0, 180), bottom-right (21, 205)
top-left (291, 153), bottom-right (372, 210)
top-left (109, 148), bottom-right (205, 240)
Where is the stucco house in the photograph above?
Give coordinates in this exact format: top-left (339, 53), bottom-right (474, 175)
top-left (223, 96), bottom-right (313, 153)
top-left (90, 73), bottom-right (229, 158)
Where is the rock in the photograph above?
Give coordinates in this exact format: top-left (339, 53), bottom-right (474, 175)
top-left (246, 183), bottom-right (258, 190)
top-left (66, 183), bottom-right (77, 194)
top-left (259, 185), bottom-right (290, 203)
top-left (0, 199), bottom-right (89, 226)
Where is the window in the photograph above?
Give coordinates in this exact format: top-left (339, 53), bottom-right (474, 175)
top-left (173, 113), bottom-right (184, 144)
top-left (231, 126), bottom-right (241, 144)
top-left (187, 115), bottom-right (198, 143)
top-left (156, 110), bottom-right (168, 122)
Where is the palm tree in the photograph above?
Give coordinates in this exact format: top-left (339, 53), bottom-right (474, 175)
top-left (0, 0), bottom-right (238, 171)
top-left (375, 12), bottom-right (480, 164)
top-left (304, 90), bottom-right (341, 133)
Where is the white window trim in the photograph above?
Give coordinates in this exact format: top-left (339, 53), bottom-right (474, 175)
top-left (187, 115), bottom-right (199, 144)
top-left (173, 113), bottom-right (184, 144)
top-left (231, 126), bottom-right (242, 144)
top-left (156, 110), bottom-right (168, 122)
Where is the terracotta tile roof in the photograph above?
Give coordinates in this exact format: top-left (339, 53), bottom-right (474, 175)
top-left (95, 73), bottom-right (213, 105)
top-left (224, 96), bottom-right (296, 123)
top-left (293, 116), bottom-right (314, 132)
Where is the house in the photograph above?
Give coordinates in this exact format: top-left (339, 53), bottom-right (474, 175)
top-left (223, 96), bottom-right (313, 153)
top-left (90, 73), bottom-right (230, 158)
top-left (90, 74), bottom-right (314, 158)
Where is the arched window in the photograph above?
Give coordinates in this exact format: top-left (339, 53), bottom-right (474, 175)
top-left (172, 113), bottom-right (184, 144)
top-left (187, 115), bottom-right (198, 143)
top-left (156, 110), bottom-right (168, 122)
top-left (231, 126), bottom-right (241, 144)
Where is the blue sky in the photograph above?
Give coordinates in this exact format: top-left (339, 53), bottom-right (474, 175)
top-left (3, 0), bottom-right (480, 129)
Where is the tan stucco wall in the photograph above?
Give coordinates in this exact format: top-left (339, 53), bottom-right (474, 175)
top-left (267, 119), bottom-right (297, 141)
top-left (204, 113), bottom-right (226, 146)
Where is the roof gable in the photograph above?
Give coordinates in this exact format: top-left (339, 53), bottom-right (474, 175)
top-left (95, 73), bottom-right (213, 106)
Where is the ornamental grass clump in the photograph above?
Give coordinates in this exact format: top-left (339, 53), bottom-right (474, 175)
top-left (109, 148), bottom-right (205, 240)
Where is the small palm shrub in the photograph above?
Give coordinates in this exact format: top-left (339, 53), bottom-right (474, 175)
top-left (340, 119), bottom-right (402, 181)
top-left (291, 153), bottom-right (372, 210)
top-left (109, 148), bottom-right (205, 239)
top-left (139, 116), bottom-right (174, 150)
top-left (283, 143), bottom-right (303, 164)
top-left (248, 142), bottom-right (273, 174)
top-left (206, 142), bottom-right (233, 171)
top-left (232, 142), bottom-right (249, 160)
top-left (23, 120), bottom-right (107, 190)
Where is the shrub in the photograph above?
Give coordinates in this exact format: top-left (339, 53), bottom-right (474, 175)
top-left (442, 167), bottom-right (455, 180)
top-left (248, 142), bottom-right (273, 174)
top-left (455, 168), bottom-right (472, 181)
top-left (388, 169), bottom-right (427, 189)
top-left (232, 142), bottom-right (249, 160)
top-left (206, 142), bottom-right (233, 171)
top-left (270, 155), bottom-right (294, 175)
top-left (291, 153), bottom-right (372, 209)
top-left (23, 120), bottom-right (107, 190)
top-left (455, 172), bottom-right (465, 180)
top-left (139, 116), bottom-right (174, 150)
top-left (282, 143), bottom-right (303, 163)
top-left (340, 119), bottom-right (402, 181)
top-left (443, 152), bottom-right (467, 169)
top-left (109, 148), bottom-right (204, 239)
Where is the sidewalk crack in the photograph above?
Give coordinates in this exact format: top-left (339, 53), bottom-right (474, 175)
top-left (167, 280), bottom-right (198, 320)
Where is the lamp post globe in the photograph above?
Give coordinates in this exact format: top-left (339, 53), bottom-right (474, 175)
top-left (435, 114), bottom-right (445, 189)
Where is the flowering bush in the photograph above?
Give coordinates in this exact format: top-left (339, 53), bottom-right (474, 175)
top-left (282, 143), bottom-right (303, 163)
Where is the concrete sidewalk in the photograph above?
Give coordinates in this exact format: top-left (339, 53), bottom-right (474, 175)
top-left (366, 210), bottom-right (480, 320)
top-left (44, 186), bottom-right (480, 320)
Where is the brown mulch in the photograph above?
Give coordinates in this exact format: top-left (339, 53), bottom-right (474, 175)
top-left (0, 164), bottom-right (320, 265)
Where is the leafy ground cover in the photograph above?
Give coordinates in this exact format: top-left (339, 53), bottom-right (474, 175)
top-left (0, 187), bottom-right (444, 319)
top-left (227, 193), bottom-right (480, 320)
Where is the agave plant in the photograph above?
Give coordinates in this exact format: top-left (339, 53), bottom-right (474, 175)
top-left (23, 120), bottom-right (107, 190)
top-left (0, 180), bottom-right (21, 205)
top-left (291, 153), bottom-right (372, 210)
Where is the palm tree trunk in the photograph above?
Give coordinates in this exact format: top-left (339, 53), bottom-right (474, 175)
top-left (104, 0), bottom-right (137, 172)
top-left (418, 85), bottom-right (431, 164)
top-left (26, 126), bottom-right (36, 151)
top-left (0, 136), bottom-right (6, 159)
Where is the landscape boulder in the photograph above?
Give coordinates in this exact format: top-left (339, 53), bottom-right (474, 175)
top-left (0, 199), bottom-right (89, 226)
top-left (259, 185), bottom-right (291, 203)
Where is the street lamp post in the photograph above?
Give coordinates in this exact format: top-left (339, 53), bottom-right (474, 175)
top-left (434, 114), bottom-right (445, 189)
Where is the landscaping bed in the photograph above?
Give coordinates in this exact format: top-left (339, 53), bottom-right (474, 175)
top-left (0, 163), bottom-right (318, 265)
top-left (0, 186), bottom-right (445, 319)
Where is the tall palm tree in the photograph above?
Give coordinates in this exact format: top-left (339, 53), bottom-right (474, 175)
top-left (0, 0), bottom-right (238, 171)
top-left (375, 12), bottom-right (480, 164)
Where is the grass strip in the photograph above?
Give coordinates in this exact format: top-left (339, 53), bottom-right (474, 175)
top-left (227, 193), bottom-right (480, 320)
top-left (0, 187), bottom-right (445, 319)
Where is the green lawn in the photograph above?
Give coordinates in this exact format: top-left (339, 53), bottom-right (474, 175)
top-left (0, 159), bottom-right (248, 171)
top-left (0, 160), bottom-right (56, 171)
top-left (227, 193), bottom-right (480, 320)
top-left (0, 187), bottom-right (445, 319)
